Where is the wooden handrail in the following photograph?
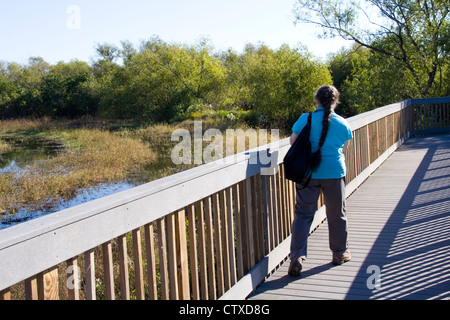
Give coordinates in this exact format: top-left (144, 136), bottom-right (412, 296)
top-left (1, 97), bottom-right (449, 300)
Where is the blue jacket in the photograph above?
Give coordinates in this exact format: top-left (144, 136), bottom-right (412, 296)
top-left (292, 107), bottom-right (353, 179)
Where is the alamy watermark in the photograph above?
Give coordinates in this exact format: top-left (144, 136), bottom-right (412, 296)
top-left (171, 121), bottom-right (280, 175)
top-left (66, 265), bottom-right (82, 290)
top-left (67, 5), bottom-right (81, 30)
top-left (366, 265), bottom-right (382, 290)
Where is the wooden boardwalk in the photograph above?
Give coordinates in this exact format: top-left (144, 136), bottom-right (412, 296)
top-left (250, 135), bottom-right (450, 300)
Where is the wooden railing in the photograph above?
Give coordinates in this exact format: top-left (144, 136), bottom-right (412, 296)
top-left (1, 97), bottom-right (449, 300)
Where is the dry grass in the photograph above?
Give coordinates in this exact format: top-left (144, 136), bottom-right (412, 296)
top-left (0, 117), bottom-right (57, 133)
top-left (0, 117), bottom-right (285, 217)
top-left (0, 127), bottom-right (154, 215)
top-left (0, 140), bottom-right (11, 154)
top-left (134, 119), bottom-right (282, 155)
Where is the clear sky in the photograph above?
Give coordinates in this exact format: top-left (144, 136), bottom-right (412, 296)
top-left (0, 0), bottom-right (351, 65)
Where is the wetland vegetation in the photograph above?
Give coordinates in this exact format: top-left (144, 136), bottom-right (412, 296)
top-left (0, 118), bottom-right (153, 226)
top-left (0, 117), bottom-right (278, 228)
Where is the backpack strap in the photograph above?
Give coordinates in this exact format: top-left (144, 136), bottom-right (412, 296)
top-left (297, 113), bottom-right (313, 189)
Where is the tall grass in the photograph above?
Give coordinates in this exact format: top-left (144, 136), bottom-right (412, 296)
top-left (0, 124), bottom-right (154, 216)
top-left (0, 117), bottom-right (285, 218)
top-left (0, 117), bottom-right (57, 133)
top-left (0, 140), bottom-right (11, 154)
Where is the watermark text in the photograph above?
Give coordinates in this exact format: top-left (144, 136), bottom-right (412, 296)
top-left (171, 121), bottom-right (280, 175)
top-left (67, 5), bottom-right (81, 30)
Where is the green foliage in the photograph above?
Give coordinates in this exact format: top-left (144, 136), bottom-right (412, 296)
top-left (219, 43), bottom-right (331, 129)
top-left (0, 59), bottom-right (98, 118)
top-left (294, 0), bottom-right (450, 97)
top-left (11, 26), bottom-right (448, 128)
top-left (0, 36), bottom-right (331, 130)
top-left (328, 45), bottom-right (418, 116)
top-left (96, 37), bottom-right (227, 123)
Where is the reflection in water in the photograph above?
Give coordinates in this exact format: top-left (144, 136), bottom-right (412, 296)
top-left (1, 181), bottom-right (136, 228)
top-left (1, 135), bottom-right (66, 228)
top-left (0, 135), bottom-right (65, 171)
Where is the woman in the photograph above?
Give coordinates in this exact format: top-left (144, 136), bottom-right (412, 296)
top-left (288, 85), bottom-right (353, 277)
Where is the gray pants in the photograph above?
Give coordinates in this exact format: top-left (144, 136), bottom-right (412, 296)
top-left (290, 178), bottom-right (348, 259)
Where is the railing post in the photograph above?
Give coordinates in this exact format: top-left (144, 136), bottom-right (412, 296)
top-left (84, 249), bottom-right (96, 300)
top-left (39, 267), bottom-right (59, 300)
top-left (0, 288), bottom-right (10, 300)
top-left (204, 196), bottom-right (216, 299)
top-left (212, 193), bottom-right (225, 297)
top-left (176, 209), bottom-right (190, 300)
top-left (117, 234), bottom-right (130, 300)
top-left (233, 183), bottom-right (245, 280)
top-left (195, 200), bottom-right (209, 300)
top-left (25, 275), bottom-right (38, 300)
top-left (166, 212), bottom-right (179, 300)
top-left (132, 228), bottom-right (145, 300)
top-left (66, 257), bottom-right (80, 300)
top-left (225, 187), bottom-right (238, 287)
top-left (157, 218), bottom-right (169, 300)
top-left (102, 242), bottom-right (114, 300)
top-left (144, 222), bottom-right (158, 300)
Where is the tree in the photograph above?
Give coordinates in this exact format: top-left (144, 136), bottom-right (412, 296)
top-left (39, 61), bottom-right (98, 118)
top-left (97, 36), bottom-right (228, 123)
top-left (275, 44), bottom-right (332, 122)
top-left (0, 58), bottom-right (50, 117)
top-left (328, 45), bottom-right (417, 115)
top-left (221, 43), bottom-right (331, 128)
top-left (141, 36), bottom-right (225, 102)
top-left (0, 74), bottom-right (19, 118)
top-left (219, 48), bottom-right (252, 110)
top-left (95, 43), bottom-right (120, 63)
top-left (294, 0), bottom-right (450, 97)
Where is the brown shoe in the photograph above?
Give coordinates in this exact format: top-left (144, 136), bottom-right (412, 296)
top-left (332, 250), bottom-right (351, 265)
top-left (288, 257), bottom-right (303, 276)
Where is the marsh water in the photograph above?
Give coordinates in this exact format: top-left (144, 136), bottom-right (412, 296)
top-left (0, 135), bottom-right (65, 173)
top-left (0, 134), bottom-right (181, 230)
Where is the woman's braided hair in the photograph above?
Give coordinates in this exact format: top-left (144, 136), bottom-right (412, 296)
top-left (310, 85), bottom-right (340, 172)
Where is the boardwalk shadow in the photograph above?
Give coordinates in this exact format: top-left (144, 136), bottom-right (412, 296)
top-left (251, 263), bottom-right (337, 295)
top-left (345, 135), bottom-right (450, 300)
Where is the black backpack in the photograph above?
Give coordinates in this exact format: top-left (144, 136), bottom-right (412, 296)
top-left (283, 112), bottom-right (313, 188)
